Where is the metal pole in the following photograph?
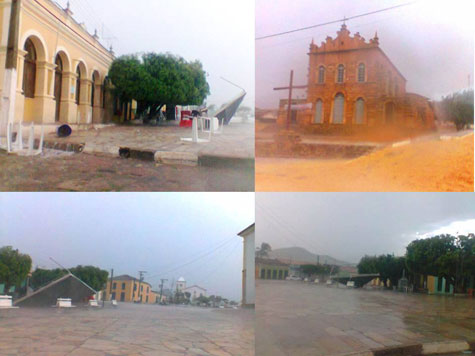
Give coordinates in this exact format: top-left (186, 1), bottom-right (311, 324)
top-left (287, 70), bottom-right (294, 130)
top-left (109, 268), bottom-right (114, 301)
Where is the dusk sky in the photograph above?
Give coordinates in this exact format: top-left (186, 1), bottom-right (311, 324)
top-left (256, 0), bottom-right (474, 108)
top-left (55, 0), bottom-right (255, 110)
top-left (0, 193), bottom-right (254, 301)
top-left (257, 193), bottom-right (475, 264)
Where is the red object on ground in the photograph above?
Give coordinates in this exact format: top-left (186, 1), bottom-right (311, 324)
top-left (180, 110), bottom-right (192, 127)
top-left (468, 288), bottom-right (474, 297)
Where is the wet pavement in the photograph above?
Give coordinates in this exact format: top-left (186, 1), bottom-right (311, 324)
top-left (0, 303), bottom-right (254, 356)
top-left (0, 150), bottom-right (254, 192)
top-left (256, 280), bottom-right (475, 356)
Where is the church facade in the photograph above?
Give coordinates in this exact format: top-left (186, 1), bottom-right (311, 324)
top-left (0, 0), bottom-right (114, 128)
top-left (278, 24), bottom-right (435, 133)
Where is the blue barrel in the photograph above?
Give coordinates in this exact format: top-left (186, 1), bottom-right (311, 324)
top-left (57, 124), bottom-right (72, 138)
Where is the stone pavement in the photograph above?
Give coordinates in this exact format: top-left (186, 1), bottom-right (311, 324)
top-left (0, 150), bottom-right (254, 192)
top-left (44, 122), bottom-right (254, 162)
top-left (256, 280), bottom-right (475, 356)
top-left (0, 303), bottom-right (254, 356)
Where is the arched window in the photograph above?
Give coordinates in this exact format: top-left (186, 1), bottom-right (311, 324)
top-left (333, 93), bottom-right (345, 124)
top-left (75, 66), bottom-right (81, 105)
top-left (355, 98), bottom-right (365, 124)
top-left (358, 63), bottom-right (365, 82)
top-left (318, 66), bottom-right (325, 84)
top-left (22, 39), bottom-right (37, 98)
top-left (337, 64), bottom-right (344, 83)
top-left (314, 99), bottom-right (323, 123)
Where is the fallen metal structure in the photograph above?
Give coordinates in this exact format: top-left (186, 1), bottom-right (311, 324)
top-left (215, 90), bottom-right (247, 125)
top-left (330, 273), bottom-right (379, 288)
top-left (0, 121), bottom-right (44, 156)
top-left (14, 273), bottom-right (96, 308)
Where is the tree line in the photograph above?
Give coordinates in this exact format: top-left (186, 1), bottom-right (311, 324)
top-left (357, 234), bottom-right (474, 293)
top-left (0, 246), bottom-right (108, 296)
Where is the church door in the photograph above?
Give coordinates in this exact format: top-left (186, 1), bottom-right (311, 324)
top-left (314, 99), bottom-right (323, 123)
top-left (333, 93), bottom-right (345, 124)
top-left (355, 98), bottom-right (365, 124)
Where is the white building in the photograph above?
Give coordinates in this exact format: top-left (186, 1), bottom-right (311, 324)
top-left (238, 223), bottom-right (255, 307)
top-left (184, 285), bottom-right (207, 300)
top-left (176, 277), bottom-right (186, 292)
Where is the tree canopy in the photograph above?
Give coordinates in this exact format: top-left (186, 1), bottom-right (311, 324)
top-left (108, 53), bottom-right (210, 120)
top-left (256, 242), bottom-right (272, 258)
top-left (406, 234), bottom-right (474, 293)
top-left (0, 246), bottom-right (32, 293)
top-left (357, 254), bottom-right (405, 287)
top-left (301, 264), bottom-right (339, 277)
top-left (438, 89), bottom-right (474, 130)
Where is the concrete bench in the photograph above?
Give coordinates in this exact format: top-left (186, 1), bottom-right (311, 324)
top-left (0, 295), bottom-right (18, 309)
top-left (55, 298), bottom-right (75, 308)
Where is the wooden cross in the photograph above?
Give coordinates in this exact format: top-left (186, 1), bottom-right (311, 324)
top-left (273, 70), bottom-right (308, 130)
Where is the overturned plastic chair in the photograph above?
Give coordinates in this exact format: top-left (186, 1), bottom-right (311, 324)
top-left (2, 121), bottom-right (44, 156)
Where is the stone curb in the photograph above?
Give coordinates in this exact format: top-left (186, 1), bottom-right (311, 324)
top-left (37, 141), bottom-right (254, 168)
top-left (337, 340), bottom-right (473, 356)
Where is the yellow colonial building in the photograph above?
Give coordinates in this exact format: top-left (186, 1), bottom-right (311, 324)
top-left (104, 275), bottom-right (158, 304)
top-left (0, 0), bottom-right (114, 128)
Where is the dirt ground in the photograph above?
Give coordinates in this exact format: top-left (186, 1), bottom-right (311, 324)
top-left (0, 151), bottom-right (254, 192)
top-left (256, 134), bottom-right (474, 192)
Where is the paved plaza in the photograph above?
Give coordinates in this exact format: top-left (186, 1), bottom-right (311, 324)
top-left (256, 280), bottom-right (475, 356)
top-left (0, 303), bottom-right (254, 356)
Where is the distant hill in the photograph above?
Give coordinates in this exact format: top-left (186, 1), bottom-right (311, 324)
top-left (267, 247), bottom-right (354, 267)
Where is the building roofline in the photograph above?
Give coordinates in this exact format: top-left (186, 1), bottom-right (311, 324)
top-left (238, 223), bottom-right (255, 237)
top-left (308, 46), bottom-right (407, 82)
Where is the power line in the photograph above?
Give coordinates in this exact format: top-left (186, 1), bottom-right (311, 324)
top-left (255, 1), bottom-right (418, 40)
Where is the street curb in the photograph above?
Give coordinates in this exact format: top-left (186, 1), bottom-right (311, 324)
top-left (36, 141), bottom-right (254, 168)
top-left (372, 344), bottom-right (422, 356)
top-left (421, 340), bottom-right (471, 354)
top-left (338, 340), bottom-right (474, 356)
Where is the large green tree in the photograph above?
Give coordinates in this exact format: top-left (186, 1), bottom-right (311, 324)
top-left (256, 242), bottom-right (272, 258)
top-left (0, 246), bottom-right (32, 293)
top-left (438, 89), bottom-right (474, 130)
top-left (406, 234), bottom-right (474, 293)
top-left (108, 53), bottom-right (210, 121)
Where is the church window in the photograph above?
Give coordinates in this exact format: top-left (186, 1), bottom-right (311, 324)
top-left (337, 64), bottom-right (344, 83)
top-left (333, 93), bottom-right (345, 124)
top-left (318, 66), bottom-right (325, 84)
top-left (358, 63), bottom-right (365, 82)
top-left (314, 99), bottom-right (323, 123)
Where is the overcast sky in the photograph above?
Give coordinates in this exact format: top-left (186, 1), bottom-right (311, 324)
top-left (256, 0), bottom-right (475, 108)
top-left (257, 193), bottom-right (475, 264)
top-left (0, 193), bottom-right (254, 301)
top-left (56, 0), bottom-right (255, 109)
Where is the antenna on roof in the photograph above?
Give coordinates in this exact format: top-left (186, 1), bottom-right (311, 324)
top-left (220, 77), bottom-right (245, 92)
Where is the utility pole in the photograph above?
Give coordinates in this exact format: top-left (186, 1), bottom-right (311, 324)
top-left (159, 279), bottom-right (167, 304)
top-left (1, 0), bottom-right (21, 137)
top-left (109, 268), bottom-right (114, 301)
top-left (138, 271), bottom-right (146, 303)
